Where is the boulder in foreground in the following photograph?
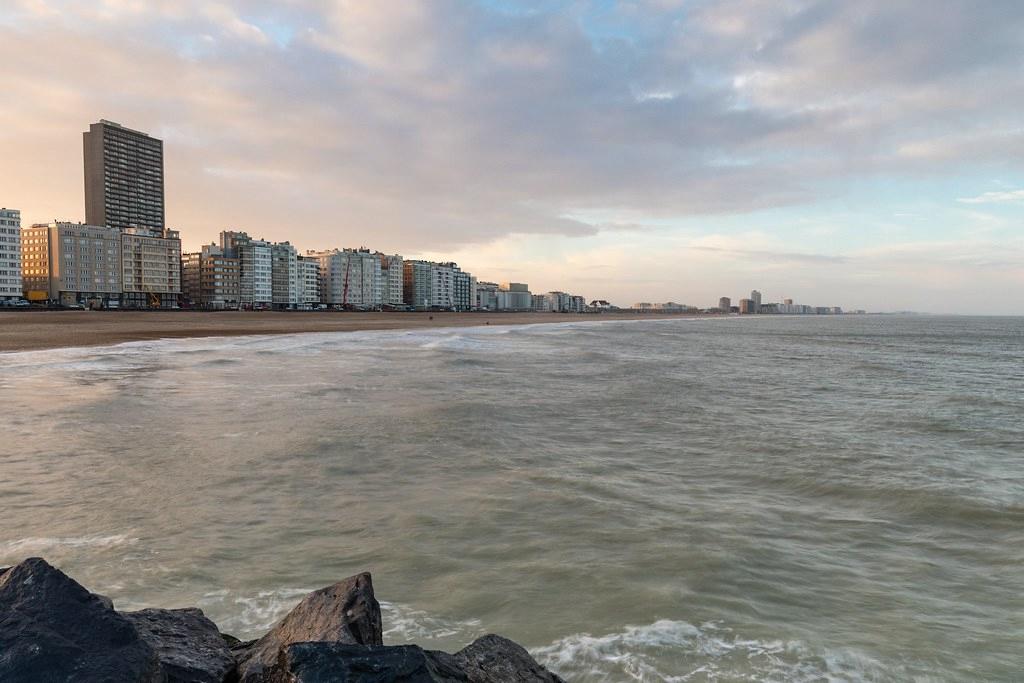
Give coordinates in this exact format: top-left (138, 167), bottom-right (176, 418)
top-left (123, 607), bottom-right (236, 683)
top-left (234, 571), bottom-right (383, 681)
top-left (0, 557), bottom-right (159, 682)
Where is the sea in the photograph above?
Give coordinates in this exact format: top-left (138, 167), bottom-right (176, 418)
top-left (1, 315), bottom-right (1021, 682)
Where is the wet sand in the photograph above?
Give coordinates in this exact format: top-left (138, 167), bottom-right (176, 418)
top-left (0, 310), bottom-right (701, 352)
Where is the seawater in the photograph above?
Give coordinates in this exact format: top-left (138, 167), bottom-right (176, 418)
top-left (1, 315), bottom-right (1022, 681)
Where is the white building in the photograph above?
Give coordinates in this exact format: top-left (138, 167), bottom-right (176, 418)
top-left (378, 253), bottom-right (404, 307)
top-left (121, 227), bottom-right (181, 308)
top-left (497, 282), bottom-right (532, 311)
top-left (297, 255), bottom-right (320, 309)
top-left (0, 208), bottom-right (21, 302)
top-left (403, 260), bottom-right (473, 310)
top-left (271, 242), bottom-right (300, 310)
top-left (221, 231), bottom-right (272, 308)
top-left (310, 248), bottom-right (382, 309)
top-left (475, 281), bottom-right (499, 310)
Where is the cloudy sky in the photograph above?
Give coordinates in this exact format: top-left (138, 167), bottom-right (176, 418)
top-left (2, 1), bottom-right (1022, 312)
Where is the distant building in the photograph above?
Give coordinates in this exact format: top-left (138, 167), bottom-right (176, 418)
top-left (532, 294), bottom-right (550, 312)
top-left (403, 260), bottom-right (472, 310)
top-left (718, 297), bottom-right (731, 312)
top-left (271, 242), bottom-right (300, 310)
top-left (475, 281), bottom-right (499, 310)
top-left (751, 290), bottom-right (762, 309)
top-left (120, 227), bottom-right (181, 308)
top-left (23, 222), bottom-right (121, 306)
top-left (378, 253), bottom-right (404, 307)
top-left (0, 208), bottom-right (21, 302)
top-left (297, 255), bottom-right (320, 309)
top-left (84, 120), bottom-right (164, 232)
top-left (589, 300), bottom-right (616, 311)
top-left (221, 231), bottom-right (272, 309)
top-left (497, 282), bottom-right (532, 311)
top-left (311, 248), bottom-right (382, 309)
top-left (181, 244), bottom-right (240, 309)
top-left (739, 298), bottom-right (755, 314)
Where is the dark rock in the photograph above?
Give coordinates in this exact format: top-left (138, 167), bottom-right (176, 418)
top-left (236, 572), bottom-right (382, 681)
top-left (453, 635), bottom-right (565, 683)
top-left (264, 642), bottom-right (467, 683)
top-left (0, 557), bottom-right (160, 683)
top-left (123, 607), bottom-right (237, 683)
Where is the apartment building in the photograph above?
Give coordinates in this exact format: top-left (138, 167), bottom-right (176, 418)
top-left (0, 208), bottom-right (21, 302)
top-left (297, 255), bottom-right (321, 309)
top-left (121, 227), bottom-right (180, 308)
top-left (220, 231), bottom-right (272, 309)
top-left (84, 120), bottom-right (165, 232)
top-left (22, 222), bottom-right (121, 306)
top-left (181, 244), bottom-right (240, 309)
top-left (271, 242), bottom-right (300, 310)
top-left (403, 260), bottom-right (473, 310)
top-left (378, 253), bottom-right (404, 308)
top-left (310, 248), bottom-right (382, 309)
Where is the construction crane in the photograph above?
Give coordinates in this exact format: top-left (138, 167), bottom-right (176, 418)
top-left (341, 253), bottom-right (352, 310)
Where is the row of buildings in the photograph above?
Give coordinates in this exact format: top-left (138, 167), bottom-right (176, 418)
top-left (627, 290), bottom-right (863, 315)
top-left (1, 119), bottom-right (589, 312)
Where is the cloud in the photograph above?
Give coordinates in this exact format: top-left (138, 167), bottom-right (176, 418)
top-left (957, 189), bottom-right (1024, 204)
top-left (0, 0), bottom-right (1022, 311)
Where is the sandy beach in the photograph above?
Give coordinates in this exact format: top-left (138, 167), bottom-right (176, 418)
top-left (0, 310), bottom-right (700, 353)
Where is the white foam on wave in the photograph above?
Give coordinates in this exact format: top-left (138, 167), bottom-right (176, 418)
top-left (531, 619), bottom-right (894, 683)
top-left (2, 534), bottom-right (138, 554)
top-left (197, 586), bottom-right (314, 637)
top-left (380, 601), bottom-right (484, 643)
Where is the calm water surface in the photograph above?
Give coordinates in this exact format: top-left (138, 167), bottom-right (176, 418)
top-left (1, 315), bottom-right (1022, 681)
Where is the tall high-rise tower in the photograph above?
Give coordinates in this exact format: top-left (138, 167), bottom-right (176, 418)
top-left (751, 289), bottom-right (762, 307)
top-left (84, 120), bottom-right (165, 231)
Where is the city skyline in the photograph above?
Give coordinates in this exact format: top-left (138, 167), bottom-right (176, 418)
top-left (2, 2), bottom-right (1022, 313)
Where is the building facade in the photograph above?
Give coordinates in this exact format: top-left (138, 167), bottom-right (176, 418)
top-left (311, 248), bottom-right (382, 309)
top-left (497, 282), bottom-right (532, 311)
top-left (221, 231), bottom-right (272, 308)
top-left (403, 260), bottom-right (472, 310)
top-left (22, 222), bottom-right (121, 306)
top-left (121, 227), bottom-right (180, 308)
top-left (378, 253), bottom-right (404, 307)
top-left (297, 256), bottom-right (321, 309)
top-left (718, 297), bottom-right (731, 312)
top-left (84, 120), bottom-right (165, 232)
top-left (271, 242), bottom-right (300, 310)
top-left (475, 281), bottom-right (499, 310)
top-left (0, 208), bottom-right (21, 302)
top-left (181, 244), bottom-right (240, 309)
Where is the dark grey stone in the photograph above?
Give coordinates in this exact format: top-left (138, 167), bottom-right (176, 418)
top-left (263, 642), bottom-right (467, 683)
top-left (236, 572), bottom-right (382, 681)
top-left (0, 557), bottom-right (160, 683)
top-left (123, 607), bottom-right (237, 683)
top-left (453, 635), bottom-right (565, 683)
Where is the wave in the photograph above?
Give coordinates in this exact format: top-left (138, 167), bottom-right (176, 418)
top-left (2, 534), bottom-right (138, 554)
top-left (531, 619), bottom-right (897, 683)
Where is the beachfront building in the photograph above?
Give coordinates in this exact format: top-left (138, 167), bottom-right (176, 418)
top-left (751, 290), bottom-right (762, 309)
top-left (22, 222), bottom-right (121, 307)
top-left (497, 282), bottom-right (532, 311)
top-left (310, 248), bottom-right (382, 309)
top-left (220, 231), bottom-right (272, 309)
top-left (120, 227), bottom-right (180, 308)
top-left (475, 281), bottom-right (499, 310)
top-left (0, 208), bottom-right (21, 303)
top-left (181, 244), bottom-right (240, 309)
top-left (403, 260), bottom-right (473, 310)
top-left (84, 120), bottom-right (165, 232)
top-left (718, 297), bottom-right (731, 312)
top-left (297, 255), bottom-right (320, 309)
top-left (271, 242), bottom-right (300, 310)
top-left (378, 253), bottom-right (404, 308)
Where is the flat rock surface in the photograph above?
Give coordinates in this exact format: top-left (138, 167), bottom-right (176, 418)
top-left (123, 607), bottom-right (236, 683)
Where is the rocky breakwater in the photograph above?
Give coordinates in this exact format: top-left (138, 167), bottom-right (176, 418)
top-left (0, 558), bottom-right (565, 682)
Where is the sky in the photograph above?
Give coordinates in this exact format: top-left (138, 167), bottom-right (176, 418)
top-left (1, 0), bottom-right (1022, 313)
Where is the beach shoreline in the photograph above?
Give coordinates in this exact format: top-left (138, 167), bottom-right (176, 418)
top-left (0, 310), bottom-right (712, 353)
